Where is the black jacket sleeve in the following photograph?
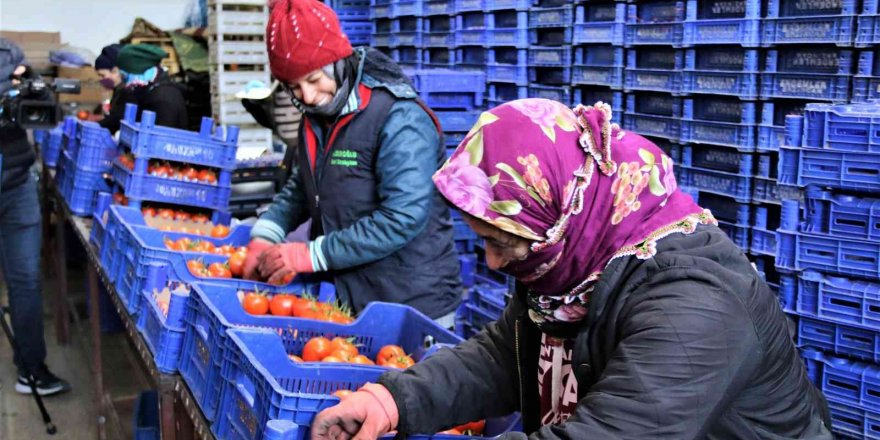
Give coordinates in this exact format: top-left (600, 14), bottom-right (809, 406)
top-left (99, 86), bottom-right (136, 134)
top-left (141, 83), bottom-right (188, 130)
top-left (378, 295), bottom-right (525, 434)
top-left (526, 270), bottom-right (761, 440)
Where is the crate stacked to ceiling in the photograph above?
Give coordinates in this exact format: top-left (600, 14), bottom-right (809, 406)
top-left (674, 0), bottom-right (763, 264)
top-left (329, 0), bottom-right (373, 46)
top-left (756, 0), bottom-right (856, 288)
top-left (484, 0), bottom-right (530, 108)
top-left (854, 0), bottom-right (880, 102)
top-left (621, 0), bottom-right (685, 156)
top-left (370, 0), bottom-right (394, 57)
top-left (528, 0), bottom-right (575, 104)
top-left (570, 1), bottom-right (625, 116)
top-left (775, 102), bottom-right (880, 440)
top-left (208, 0), bottom-right (273, 153)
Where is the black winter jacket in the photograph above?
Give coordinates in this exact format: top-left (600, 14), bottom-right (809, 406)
top-left (380, 224), bottom-right (833, 439)
top-left (127, 70), bottom-right (188, 130)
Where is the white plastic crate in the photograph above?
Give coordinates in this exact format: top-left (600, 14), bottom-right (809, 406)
top-left (212, 96), bottom-right (258, 126)
top-left (209, 5), bottom-right (268, 36)
top-left (235, 126), bottom-right (273, 158)
top-left (209, 39), bottom-right (268, 65)
top-left (210, 69), bottom-right (271, 100)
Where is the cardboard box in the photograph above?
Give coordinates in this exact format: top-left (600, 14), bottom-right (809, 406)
top-left (1, 31), bottom-right (62, 71)
top-left (55, 66), bottom-right (109, 104)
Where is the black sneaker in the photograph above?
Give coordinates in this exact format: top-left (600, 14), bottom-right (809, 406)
top-left (15, 367), bottom-right (71, 396)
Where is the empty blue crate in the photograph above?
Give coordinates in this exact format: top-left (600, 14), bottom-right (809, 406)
top-left (370, 0), bottom-right (391, 18)
top-left (42, 125), bottom-right (63, 167)
top-left (572, 45), bottom-right (624, 89)
top-left (853, 48), bottom-right (880, 102)
top-left (372, 18), bottom-right (393, 46)
top-left (455, 12), bottom-right (489, 46)
top-left (136, 281), bottom-right (189, 373)
top-left (72, 121), bottom-right (118, 171)
top-left (424, 48), bottom-right (455, 68)
top-left (574, 2), bottom-right (626, 46)
top-left (802, 188), bottom-right (880, 241)
top-left (423, 0), bottom-right (454, 15)
top-left (758, 100), bottom-right (808, 152)
top-left (624, 47), bottom-right (685, 94)
top-left (119, 104), bottom-right (238, 170)
top-left (391, 16), bottom-right (424, 47)
top-left (529, 66), bottom-right (571, 86)
top-left (678, 148), bottom-right (752, 203)
top-left (528, 5), bottom-right (573, 29)
top-left (797, 316), bottom-right (880, 364)
top-left (341, 20), bottom-right (371, 45)
top-left (761, 47), bottom-right (853, 102)
top-left (625, 0), bottom-right (685, 47)
top-left (622, 92), bottom-right (682, 141)
top-left (682, 0), bottom-right (761, 47)
top-left (573, 86), bottom-right (624, 113)
top-left (799, 102), bottom-right (880, 153)
top-left (485, 10), bottom-right (529, 47)
top-left (800, 349), bottom-right (880, 413)
top-left (791, 269), bottom-right (880, 333)
top-left (826, 395), bottom-right (880, 440)
top-left (527, 84), bottom-right (571, 106)
top-left (528, 45), bottom-right (572, 67)
top-left (488, 82), bottom-right (529, 106)
top-left (487, 48), bottom-right (528, 84)
top-left (423, 15), bottom-right (455, 47)
top-left (680, 97), bottom-right (758, 150)
top-left (763, 0), bottom-right (857, 46)
top-left (454, 0), bottom-right (485, 13)
top-left (391, 46), bottom-right (423, 69)
top-left (529, 25), bottom-right (573, 46)
top-left (413, 69), bottom-right (485, 109)
top-left (750, 205), bottom-right (780, 256)
top-left (776, 200), bottom-right (880, 278)
top-left (857, 0), bottom-right (880, 47)
top-left (682, 47), bottom-right (760, 98)
top-left (485, 0), bottom-right (531, 11)
top-left (456, 46), bottom-right (488, 70)
top-left (779, 145), bottom-right (880, 192)
top-left (390, 0), bottom-right (423, 17)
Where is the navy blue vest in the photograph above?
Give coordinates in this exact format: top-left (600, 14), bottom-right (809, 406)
top-left (297, 85), bottom-right (462, 319)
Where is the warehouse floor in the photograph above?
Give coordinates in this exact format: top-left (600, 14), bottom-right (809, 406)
top-left (0, 256), bottom-right (138, 440)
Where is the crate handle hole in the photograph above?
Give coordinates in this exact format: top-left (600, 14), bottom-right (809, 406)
top-left (829, 297), bottom-right (862, 310)
top-left (844, 255), bottom-right (877, 264)
top-left (835, 218), bottom-right (867, 228)
top-left (849, 167), bottom-right (880, 177)
top-left (828, 378), bottom-right (859, 392)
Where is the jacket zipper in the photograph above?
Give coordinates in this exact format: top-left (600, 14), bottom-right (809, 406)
top-left (515, 319), bottom-right (525, 413)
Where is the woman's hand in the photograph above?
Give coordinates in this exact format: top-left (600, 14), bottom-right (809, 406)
top-left (311, 383), bottom-right (398, 440)
top-left (242, 238), bottom-right (274, 280)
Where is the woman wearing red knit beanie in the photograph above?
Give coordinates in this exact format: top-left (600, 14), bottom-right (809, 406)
top-left (243, 0), bottom-right (463, 329)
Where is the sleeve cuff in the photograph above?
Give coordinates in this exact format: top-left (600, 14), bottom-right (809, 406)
top-left (250, 219), bottom-right (287, 244)
top-left (309, 236), bottom-right (329, 271)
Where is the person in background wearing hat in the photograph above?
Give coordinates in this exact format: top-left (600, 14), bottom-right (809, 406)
top-left (95, 43), bottom-right (135, 133)
top-left (116, 44), bottom-right (187, 130)
top-left (241, 0), bottom-right (463, 327)
top-left (0, 37), bottom-right (71, 396)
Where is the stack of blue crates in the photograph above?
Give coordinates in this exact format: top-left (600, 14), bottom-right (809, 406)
top-left (527, 0), bottom-right (574, 104)
top-left (570, 1), bottom-right (625, 112)
top-left (776, 102), bottom-right (880, 439)
top-left (484, 0), bottom-right (530, 107)
top-left (622, 0), bottom-right (685, 143)
top-left (54, 116), bottom-right (117, 217)
top-left (331, 0), bottom-right (372, 45)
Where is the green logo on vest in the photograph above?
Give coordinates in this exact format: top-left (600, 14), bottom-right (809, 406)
top-left (330, 149), bottom-right (358, 167)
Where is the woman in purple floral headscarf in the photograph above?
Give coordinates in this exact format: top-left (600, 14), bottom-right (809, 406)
top-left (311, 100), bottom-right (832, 440)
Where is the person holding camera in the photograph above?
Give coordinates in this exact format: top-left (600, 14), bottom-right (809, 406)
top-left (0, 37), bottom-right (71, 396)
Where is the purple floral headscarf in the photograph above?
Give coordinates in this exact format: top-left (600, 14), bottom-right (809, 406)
top-left (433, 99), bottom-right (716, 327)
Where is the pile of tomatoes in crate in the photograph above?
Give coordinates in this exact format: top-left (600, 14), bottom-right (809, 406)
top-left (118, 154), bottom-right (219, 185)
top-left (292, 337), bottom-right (414, 369)
top-left (238, 293), bottom-right (354, 323)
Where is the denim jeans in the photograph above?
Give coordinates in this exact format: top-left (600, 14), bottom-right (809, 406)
top-left (0, 170), bottom-right (45, 374)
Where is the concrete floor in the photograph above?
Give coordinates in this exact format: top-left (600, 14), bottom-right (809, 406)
top-left (0, 257), bottom-right (142, 440)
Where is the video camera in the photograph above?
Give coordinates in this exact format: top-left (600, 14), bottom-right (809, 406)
top-left (0, 77), bottom-right (80, 129)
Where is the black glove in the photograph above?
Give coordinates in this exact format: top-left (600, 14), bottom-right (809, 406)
top-left (241, 97), bottom-right (276, 131)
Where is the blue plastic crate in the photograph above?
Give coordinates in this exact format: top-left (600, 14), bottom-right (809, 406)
top-left (111, 160), bottom-right (232, 211)
top-left (623, 113), bottom-right (681, 142)
top-left (716, 219), bottom-right (750, 250)
top-left (43, 125), bottom-right (63, 167)
top-left (528, 5), bottom-right (573, 28)
top-left (60, 116), bottom-right (77, 154)
top-left (682, 47), bottom-right (760, 98)
top-left (487, 48), bottom-right (528, 84)
top-left (751, 205), bottom-right (780, 256)
top-left (678, 165), bottom-right (752, 203)
top-left (624, 1), bottom-right (685, 47)
top-left (756, 152), bottom-right (778, 179)
top-left (761, 47), bottom-right (853, 101)
top-left (853, 48), bottom-right (880, 102)
top-left (391, 16), bottom-right (424, 46)
top-left (680, 102), bottom-right (758, 150)
top-left (857, 14), bottom-right (880, 47)
top-left (119, 104), bottom-right (239, 170)
top-left (133, 390), bottom-right (160, 440)
top-left (178, 282), bottom-right (331, 423)
top-left (456, 46), bottom-right (488, 68)
top-left (336, 7), bottom-right (371, 21)
top-left (763, 0), bottom-right (857, 46)
top-left (624, 48), bottom-right (685, 94)
top-left (626, 92), bottom-right (682, 117)
top-left (778, 145), bottom-right (880, 192)
top-left (213, 310), bottom-right (463, 440)
top-left (445, 131), bottom-right (468, 148)
top-left (371, 3), bottom-right (391, 19)
top-left (72, 121), bottom-right (118, 171)
top-left (391, 46), bottom-right (424, 69)
top-left (571, 45), bottom-right (624, 88)
top-left (689, 190), bottom-right (752, 224)
top-left (684, 96), bottom-right (757, 124)
top-left (459, 253), bottom-right (477, 288)
top-left (825, 395), bottom-right (880, 440)
top-left (573, 86), bottom-right (624, 114)
top-left (528, 66), bottom-right (571, 85)
top-left (455, 12), bottom-right (488, 46)
top-left (260, 413), bottom-right (523, 440)
top-left (573, 3), bottom-right (626, 46)
top-left (372, 18), bottom-right (393, 46)
top-left (798, 316), bottom-right (880, 364)
top-left (455, 301), bottom-right (496, 339)
top-left (57, 150), bottom-right (112, 216)
top-left (776, 214), bottom-right (880, 279)
top-left (454, 0), bottom-right (485, 13)
top-left (436, 110), bottom-right (481, 133)
top-left (136, 281), bottom-right (189, 373)
top-left (792, 269), bottom-right (880, 334)
top-left (527, 45), bottom-right (572, 67)
top-left (798, 102), bottom-right (880, 153)
top-left (330, 0), bottom-right (371, 9)
top-left (90, 192), bottom-right (112, 250)
top-left (682, 0), bottom-right (761, 46)
top-left (529, 26), bottom-right (573, 46)
top-left (340, 20), bottom-right (371, 45)
top-left (527, 85), bottom-right (571, 106)
top-left (485, 0), bottom-right (531, 11)
top-left (488, 83), bottom-right (529, 103)
top-left (423, 48), bottom-right (455, 68)
top-left (800, 348), bottom-right (880, 413)
top-left (412, 69), bottom-right (485, 93)
top-left (758, 100), bottom-right (809, 152)
top-left (801, 188), bottom-right (880, 241)
top-left (761, 72), bottom-right (851, 102)
top-left (390, 0), bottom-right (423, 17)
top-left (423, 0), bottom-right (453, 14)
top-left (680, 144), bottom-right (754, 174)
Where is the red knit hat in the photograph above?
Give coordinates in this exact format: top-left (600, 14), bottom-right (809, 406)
top-left (266, 0), bottom-right (354, 83)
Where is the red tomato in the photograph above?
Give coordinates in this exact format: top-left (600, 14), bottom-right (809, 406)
top-left (302, 337), bottom-right (333, 362)
top-left (438, 429), bottom-right (462, 435)
top-left (210, 224), bottom-right (229, 238)
top-left (217, 245), bottom-right (236, 256)
top-left (349, 355), bottom-right (374, 365)
top-left (269, 294), bottom-right (296, 316)
top-left (242, 293), bottom-right (269, 315)
top-left (157, 209), bottom-right (175, 220)
top-left (453, 420), bottom-right (486, 435)
top-left (329, 337), bottom-right (358, 358)
top-left (382, 354), bottom-right (415, 369)
top-left (192, 214), bottom-right (209, 224)
top-left (181, 166), bottom-right (199, 181)
top-left (198, 169), bottom-right (217, 184)
top-left (227, 253), bottom-right (245, 277)
top-left (322, 355), bottom-right (344, 363)
top-left (327, 349), bottom-right (353, 362)
top-left (377, 345), bottom-right (406, 364)
top-left (112, 192), bottom-right (126, 205)
top-left (77, 110), bottom-right (89, 120)
top-left (142, 207), bottom-right (156, 217)
top-left (288, 354), bottom-right (303, 363)
top-left (175, 210), bottom-right (191, 222)
top-left (186, 259), bottom-right (206, 276)
top-left (207, 262), bottom-right (231, 278)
